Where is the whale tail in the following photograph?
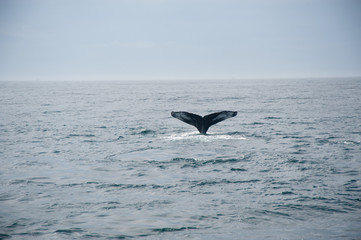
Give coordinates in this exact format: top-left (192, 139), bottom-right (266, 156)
top-left (171, 111), bottom-right (237, 134)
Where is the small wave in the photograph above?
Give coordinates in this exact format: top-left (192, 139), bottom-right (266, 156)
top-left (171, 156), bottom-right (248, 168)
top-left (147, 157), bottom-right (248, 169)
top-left (42, 110), bottom-right (61, 114)
top-left (290, 121), bottom-right (314, 125)
top-left (95, 183), bottom-right (167, 190)
top-left (124, 146), bottom-right (160, 155)
top-left (107, 136), bottom-right (124, 142)
top-left (190, 179), bottom-right (260, 187)
top-left (315, 138), bottom-right (331, 145)
top-left (342, 140), bottom-right (360, 145)
top-left (134, 129), bottom-right (157, 135)
top-left (0, 234), bottom-right (10, 239)
top-left (306, 205), bottom-right (348, 213)
top-left (230, 168), bottom-right (247, 172)
top-left (282, 135), bottom-right (310, 139)
top-left (66, 134), bottom-right (96, 138)
top-left (251, 122), bottom-right (265, 125)
top-left (316, 137), bottom-right (360, 146)
top-left (227, 131), bottom-right (247, 135)
top-left (152, 226), bottom-right (197, 233)
top-left (55, 228), bottom-right (84, 234)
top-left (0, 193), bottom-right (16, 201)
top-left (255, 209), bottom-right (291, 217)
top-left (10, 179), bottom-right (28, 184)
top-left (140, 129), bottom-right (156, 135)
top-left (264, 116), bottom-right (282, 120)
top-left (172, 157), bottom-right (196, 162)
top-left (202, 157), bottom-right (247, 165)
top-left (281, 191), bottom-right (294, 195)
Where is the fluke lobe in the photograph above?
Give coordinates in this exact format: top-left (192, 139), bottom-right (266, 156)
top-left (171, 111), bottom-right (237, 134)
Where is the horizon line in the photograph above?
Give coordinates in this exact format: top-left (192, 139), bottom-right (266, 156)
top-left (1, 75), bottom-right (361, 82)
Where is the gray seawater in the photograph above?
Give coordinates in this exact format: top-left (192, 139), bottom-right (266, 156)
top-left (0, 79), bottom-right (361, 239)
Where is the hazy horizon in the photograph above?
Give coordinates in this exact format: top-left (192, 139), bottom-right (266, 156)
top-left (1, 76), bottom-right (361, 82)
top-left (1, 0), bottom-right (361, 81)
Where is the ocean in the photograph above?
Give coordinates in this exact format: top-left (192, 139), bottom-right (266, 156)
top-left (0, 79), bottom-right (360, 239)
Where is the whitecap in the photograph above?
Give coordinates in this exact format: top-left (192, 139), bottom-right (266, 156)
top-left (164, 131), bottom-right (246, 141)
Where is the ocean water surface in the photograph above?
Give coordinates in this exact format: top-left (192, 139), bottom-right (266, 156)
top-left (0, 79), bottom-right (360, 239)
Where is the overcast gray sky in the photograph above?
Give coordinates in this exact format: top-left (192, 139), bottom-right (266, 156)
top-left (0, 0), bottom-right (360, 81)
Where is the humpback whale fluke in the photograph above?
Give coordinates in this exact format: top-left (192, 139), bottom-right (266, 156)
top-left (171, 111), bottom-right (237, 134)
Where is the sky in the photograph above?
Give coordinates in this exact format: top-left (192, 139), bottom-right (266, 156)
top-left (0, 0), bottom-right (360, 81)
